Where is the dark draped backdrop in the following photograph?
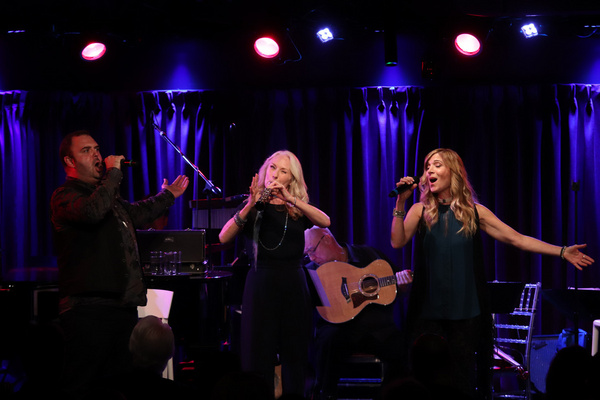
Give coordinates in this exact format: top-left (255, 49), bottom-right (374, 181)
top-left (1, 84), bottom-right (599, 334)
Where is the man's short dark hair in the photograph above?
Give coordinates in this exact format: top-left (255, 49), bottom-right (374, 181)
top-left (59, 130), bottom-right (93, 167)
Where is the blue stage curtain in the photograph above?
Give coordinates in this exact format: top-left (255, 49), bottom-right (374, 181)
top-left (1, 85), bottom-right (599, 333)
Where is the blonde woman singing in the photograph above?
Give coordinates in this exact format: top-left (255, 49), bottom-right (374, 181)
top-left (390, 148), bottom-right (593, 400)
top-left (220, 150), bottom-right (330, 398)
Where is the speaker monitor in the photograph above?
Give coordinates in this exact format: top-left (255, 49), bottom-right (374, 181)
top-left (529, 334), bottom-right (559, 394)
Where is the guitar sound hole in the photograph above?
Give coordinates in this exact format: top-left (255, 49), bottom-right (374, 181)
top-left (361, 276), bottom-right (378, 295)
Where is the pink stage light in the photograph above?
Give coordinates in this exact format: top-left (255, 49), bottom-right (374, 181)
top-left (454, 33), bottom-right (481, 56)
top-left (254, 37), bottom-right (280, 58)
top-left (81, 42), bottom-right (106, 61)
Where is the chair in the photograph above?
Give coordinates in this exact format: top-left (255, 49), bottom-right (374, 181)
top-left (492, 282), bottom-right (541, 400)
top-left (592, 319), bottom-right (600, 356)
top-left (137, 288), bottom-right (175, 380)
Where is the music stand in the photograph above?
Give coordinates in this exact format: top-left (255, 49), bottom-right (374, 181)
top-left (487, 281), bottom-right (525, 314)
top-left (541, 288), bottom-right (600, 322)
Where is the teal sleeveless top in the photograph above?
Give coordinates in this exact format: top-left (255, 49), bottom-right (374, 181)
top-left (420, 204), bottom-right (481, 320)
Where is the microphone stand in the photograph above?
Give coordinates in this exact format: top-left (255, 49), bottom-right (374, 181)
top-left (571, 180), bottom-right (580, 340)
top-left (152, 123), bottom-right (222, 276)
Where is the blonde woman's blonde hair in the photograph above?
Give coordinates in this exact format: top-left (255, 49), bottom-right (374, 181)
top-left (419, 148), bottom-right (478, 236)
top-left (257, 150), bottom-right (308, 219)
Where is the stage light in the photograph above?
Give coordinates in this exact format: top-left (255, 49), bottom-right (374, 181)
top-left (316, 28), bottom-right (334, 43)
top-left (254, 37), bottom-right (280, 58)
top-left (81, 42), bottom-right (106, 61)
top-left (521, 23), bottom-right (539, 38)
top-left (253, 30), bottom-right (302, 64)
top-left (454, 33), bottom-right (481, 56)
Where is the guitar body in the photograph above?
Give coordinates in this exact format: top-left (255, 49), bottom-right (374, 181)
top-left (315, 259), bottom-right (397, 324)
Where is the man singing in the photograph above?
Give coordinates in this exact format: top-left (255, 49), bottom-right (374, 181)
top-left (50, 130), bottom-right (189, 398)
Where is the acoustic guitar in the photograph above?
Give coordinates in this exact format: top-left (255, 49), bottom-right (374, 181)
top-left (314, 259), bottom-right (412, 323)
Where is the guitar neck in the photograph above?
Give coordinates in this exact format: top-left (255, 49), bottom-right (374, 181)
top-left (379, 275), bottom-right (396, 288)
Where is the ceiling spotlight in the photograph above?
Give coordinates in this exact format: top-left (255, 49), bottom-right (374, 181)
top-left (81, 42), bottom-right (106, 61)
top-left (253, 31), bottom-right (302, 64)
top-left (316, 28), bottom-right (334, 43)
top-left (521, 23), bottom-right (539, 38)
top-left (254, 37), bottom-right (280, 58)
top-left (454, 33), bottom-right (481, 56)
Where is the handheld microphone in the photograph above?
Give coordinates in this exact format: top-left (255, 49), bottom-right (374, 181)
top-left (102, 159), bottom-right (137, 169)
top-left (121, 160), bottom-right (137, 167)
top-left (255, 188), bottom-right (272, 211)
top-left (388, 176), bottom-right (419, 197)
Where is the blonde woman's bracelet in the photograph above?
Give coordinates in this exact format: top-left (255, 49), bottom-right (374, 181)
top-left (234, 211), bottom-right (247, 227)
top-left (393, 209), bottom-right (406, 218)
top-left (560, 246), bottom-right (567, 260)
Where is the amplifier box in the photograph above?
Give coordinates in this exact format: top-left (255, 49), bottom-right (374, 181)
top-left (530, 334), bottom-right (560, 394)
top-left (137, 229), bottom-right (206, 273)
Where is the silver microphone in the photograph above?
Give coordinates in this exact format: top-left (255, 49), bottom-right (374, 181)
top-left (255, 188), bottom-right (272, 211)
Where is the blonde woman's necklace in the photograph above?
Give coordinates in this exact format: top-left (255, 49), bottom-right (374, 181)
top-left (438, 196), bottom-right (452, 204)
top-left (259, 212), bottom-right (289, 251)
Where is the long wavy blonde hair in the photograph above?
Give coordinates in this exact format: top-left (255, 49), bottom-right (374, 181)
top-left (257, 150), bottom-right (308, 219)
top-left (419, 148), bottom-right (478, 236)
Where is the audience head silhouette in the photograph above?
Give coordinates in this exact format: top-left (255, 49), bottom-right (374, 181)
top-left (546, 345), bottom-right (594, 400)
top-left (129, 315), bottom-right (174, 374)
